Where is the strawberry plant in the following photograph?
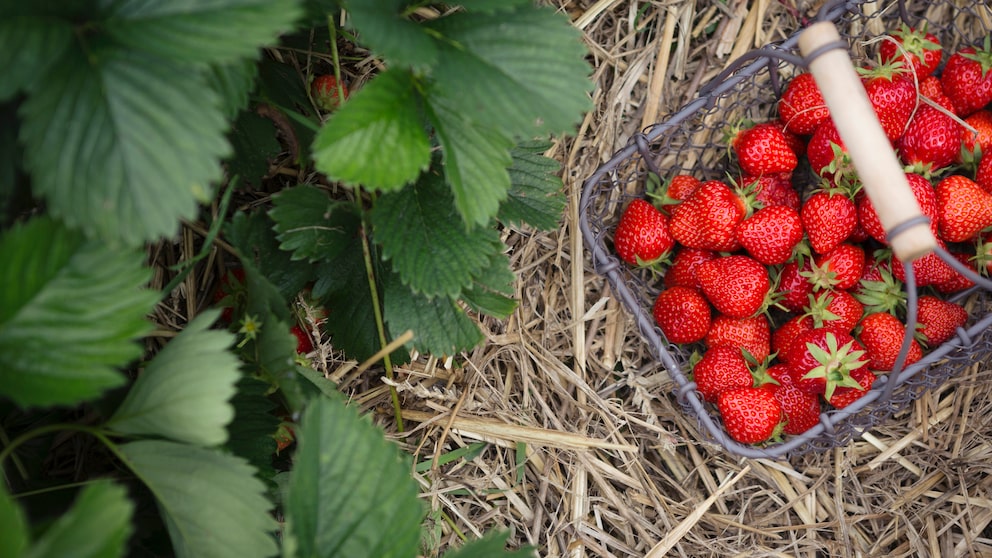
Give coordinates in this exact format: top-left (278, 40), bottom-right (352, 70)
top-left (0, 0), bottom-right (590, 556)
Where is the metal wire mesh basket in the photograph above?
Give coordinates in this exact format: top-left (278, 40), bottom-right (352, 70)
top-left (580, 0), bottom-right (992, 458)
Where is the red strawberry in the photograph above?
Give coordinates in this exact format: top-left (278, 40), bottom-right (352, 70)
top-left (772, 314), bottom-right (813, 362)
top-left (919, 75), bottom-right (955, 112)
top-left (664, 248), bottom-right (717, 290)
top-left (291, 325), bottom-right (314, 354)
top-left (878, 24), bottom-right (942, 79)
top-left (786, 327), bottom-right (869, 399)
top-left (931, 251), bottom-right (976, 294)
top-left (311, 74), bottom-right (349, 111)
top-left (940, 42), bottom-right (992, 117)
top-left (891, 240), bottom-right (957, 288)
top-left (614, 199), bottom-right (675, 266)
top-left (801, 189), bottom-right (858, 254)
top-left (717, 386), bottom-right (783, 444)
top-left (653, 287), bottom-right (712, 344)
top-left (935, 175), bottom-right (992, 242)
top-left (860, 61), bottom-right (916, 141)
top-left (857, 173), bottom-right (938, 244)
top-left (692, 345), bottom-right (756, 402)
top-left (853, 257), bottom-right (906, 315)
top-left (857, 312), bottom-right (923, 372)
top-left (779, 72), bottom-right (831, 135)
top-left (740, 173), bottom-right (801, 211)
top-left (731, 122), bottom-right (799, 176)
top-left (665, 174), bottom-right (703, 202)
top-left (805, 289), bottom-right (864, 332)
top-left (705, 314), bottom-right (771, 363)
top-left (767, 364), bottom-right (821, 435)
top-left (696, 255), bottom-right (771, 319)
top-left (809, 243), bottom-right (866, 291)
top-left (776, 258), bottom-right (815, 313)
top-left (897, 105), bottom-right (964, 172)
top-left (806, 119), bottom-right (854, 183)
top-left (669, 180), bottom-right (746, 252)
top-left (735, 204), bottom-right (804, 265)
top-left (961, 110), bottom-right (992, 161)
top-left (915, 295), bottom-right (968, 347)
top-left (978, 152), bottom-right (992, 193)
top-left (827, 368), bottom-right (877, 409)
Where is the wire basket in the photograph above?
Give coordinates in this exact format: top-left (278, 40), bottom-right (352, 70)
top-left (580, 0), bottom-right (992, 459)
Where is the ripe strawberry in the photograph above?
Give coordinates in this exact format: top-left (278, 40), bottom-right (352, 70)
top-left (705, 314), bottom-right (771, 363)
top-left (919, 75), bottom-right (955, 112)
top-left (692, 345), bottom-right (756, 402)
top-left (857, 312), bottom-right (923, 372)
top-left (931, 251), bottom-right (976, 294)
top-left (878, 24), bottom-right (942, 79)
top-left (311, 74), bottom-right (349, 111)
top-left (786, 327), bottom-right (869, 399)
top-left (653, 286), bottom-right (712, 344)
top-left (961, 110), bottom-right (992, 161)
top-left (934, 175), bottom-right (992, 242)
top-left (827, 368), bottom-right (877, 409)
top-left (291, 325), bottom-right (314, 354)
top-left (741, 172), bottom-right (801, 211)
top-left (614, 199), bottom-right (675, 266)
top-left (853, 257), bottom-right (906, 315)
top-left (801, 189), bottom-right (858, 254)
top-left (977, 153), bottom-right (992, 192)
top-left (767, 364), bottom-right (821, 435)
top-left (665, 174), bottom-right (703, 202)
top-left (772, 314), bottom-right (813, 362)
top-left (915, 295), bottom-right (968, 347)
top-left (806, 120), bottom-right (855, 183)
top-left (809, 243), bottom-right (866, 291)
top-left (696, 255), bottom-right (771, 319)
top-left (890, 240), bottom-right (957, 288)
top-left (805, 289), bottom-right (864, 332)
top-left (860, 61), bottom-right (916, 141)
top-left (940, 42), bottom-right (992, 117)
top-left (731, 122), bottom-right (799, 176)
top-left (663, 248), bottom-right (717, 290)
top-left (857, 173), bottom-right (939, 244)
top-left (669, 180), bottom-right (746, 252)
top-left (717, 386), bottom-right (783, 444)
top-left (776, 258), bottom-right (815, 313)
top-left (778, 72), bottom-right (831, 135)
top-left (897, 105), bottom-right (961, 172)
top-left (735, 204), bottom-right (804, 265)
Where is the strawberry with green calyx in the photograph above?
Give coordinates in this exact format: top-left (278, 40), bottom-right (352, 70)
top-left (663, 247), bottom-right (717, 290)
top-left (806, 120), bottom-right (858, 187)
top-left (915, 295), bottom-right (968, 347)
top-left (614, 198), bottom-right (675, 267)
top-left (729, 121), bottom-right (799, 176)
top-left (853, 256), bottom-right (907, 316)
top-left (807, 243), bottom-right (866, 292)
top-left (775, 256), bottom-right (816, 313)
top-left (735, 204), bottom-right (804, 265)
top-left (940, 38), bottom-right (992, 117)
top-left (857, 312), bottom-right (923, 372)
top-left (653, 286), bottom-right (711, 344)
top-left (692, 345), bottom-right (759, 403)
top-left (878, 24), bottom-right (942, 79)
top-left (786, 327), bottom-right (869, 400)
top-left (705, 314), bottom-right (771, 364)
top-left (858, 173), bottom-right (939, 245)
top-left (767, 364), bottom-right (821, 435)
top-left (737, 173), bottom-right (800, 211)
top-left (803, 289), bottom-right (864, 332)
top-left (647, 173), bottom-right (703, 207)
top-left (311, 74), bottom-right (349, 112)
top-left (960, 110), bottom-right (992, 163)
top-left (801, 185), bottom-right (859, 255)
top-left (696, 255), bottom-right (773, 319)
top-left (717, 386), bottom-right (784, 444)
top-left (897, 105), bottom-right (962, 172)
top-left (935, 174), bottom-right (992, 243)
top-left (827, 368), bottom-right (877, 409)
top-left (858, 59), bottom-right (916, 141)
top-left (778, 72), bottom-right (831, 136)
top-left (668, 180), bottom-right (747, 252)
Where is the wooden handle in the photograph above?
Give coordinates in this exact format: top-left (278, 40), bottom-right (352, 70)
top-left (798, 21), bottom-right (938, 262)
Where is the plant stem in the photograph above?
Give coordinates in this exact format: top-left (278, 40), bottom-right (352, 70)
top-left (0, 423), bottom-right (118, 473)
top-left (0, 423), bottom-right (28, 480)
top-left (327, 15), bottom-right (347, 107)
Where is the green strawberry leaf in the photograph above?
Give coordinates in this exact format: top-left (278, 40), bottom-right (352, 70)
top-left (19, 47), bottom-right (229, 245)
top-left (312, 68), bottom-right (431, 191)
top-left (457, 0), bottom-right (535, 13)
top-left (371, 170), bottom-right (502, 299)
top-left (243, 313), bottom-right (317, 414)
top-left (207, 58), bottom-right (260, 121)
top-left (0, 15), bottom-right (73, 101)
top-left (225, 376), bottom-right (280, 481)
top-left (0, 217), bottom-right (156, 407)
top-left (0, 484), bottom-right (28, 558)
top-left (501, 140), bottom-right (566, 231)
top-left (226, 110), bottom-right (281, 188)
top-left (120, 440), bottom-right (278, 558)
top-left (441, 531), bottom-right (535, 558)
top-left (460, 286), bottom-right (518, 320)
top-left (384, 272), bottom-right (483, 355)
top-left (23, 481), bottom-right (133, 558)
top-left (106, 310), bottom-right (240, 447)
top-left (101, 0), bottom-right (303, 66)
top-left (426, 7), bottom-right (592, 138)
top-left (227, 210), bottom-right (315, 303)
top-left (284, 396), bottom-right (423, 558)
top-left (269, 185), bottom-right (353, 263)
top-left (344, 0), bottom-right (438, 69)
top-left (461, 250), bottom-right (517, 319)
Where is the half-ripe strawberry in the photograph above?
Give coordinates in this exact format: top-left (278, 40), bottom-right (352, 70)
top-left (805, 289), bottom-right (864, 332)
top-left (808, 243), bottom-right (865, 291)
top-left (692, 345), bottom-right (756, 402)
top-left (978, 152), bottom-right (992, 193)
top-left (614, 199), bottom-right (675, 266)
top-left (857, 173), bottom-right (938, 244)
top-left (718, 386), bottom-right (783, 444)
top-left (772, 314), bottom-right (813, 362)
top-left (935, 175), bottom-right (992, 242)
top-left (878, 24), bottom-right (942, 79)
top-left (940, 42), bottom-right (992, 117)
top-left (696, 255), bottom-right (771, 319)
top-left (767, 364), bottom-right (821, 435)
top-left (776, 257), bottom-right (816, 313)
top-left (779, 72), bottom-right (831, 135)
top-left (664, 247), bottom-right (717, 290)
top-left (669, 180), bottom-right (746, 252)
top-left (859, 61), bottom-right (917, 141)
top-left (916, 295), bottom-right (968, 347)
top-left (731, 122), bottom-right (799, 176)
top-left (740, 173), bottom-right (801, 211)
top-left (858, 312), bottom-right (923, 371)
top-left (960, 110), bottom-right (992, 162)
top-left (653, 286), bottom-right (712, 344)
top-left (786, 327), bottom-right (869, 399)
top-left (826, 368), bottom-right (877, 409)
top-left (801, 189), bottom-right (858, 255)
top-left (705, 314), bottom-right (771, 363)
top-left (735, 204), bottom-right (804, 265)
top-left (897, 105), bottom-right (963, 172)
top-left (311, 74), bottom-right (349, 111)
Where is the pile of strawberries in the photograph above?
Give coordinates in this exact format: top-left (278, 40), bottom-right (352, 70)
top-left (614, 25), bottom-right (992, 445)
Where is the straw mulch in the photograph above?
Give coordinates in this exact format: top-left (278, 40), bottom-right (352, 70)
top-left (158, 1), bottom-right (992, 556)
